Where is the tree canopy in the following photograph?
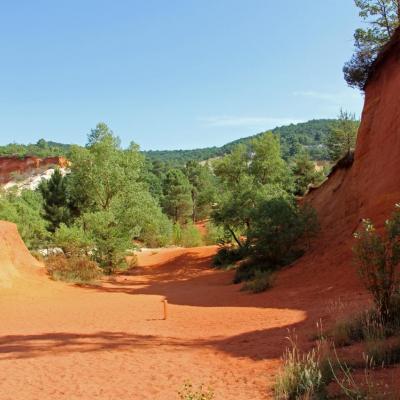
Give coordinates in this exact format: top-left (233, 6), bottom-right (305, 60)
top-left (344, 0), bottom-right (400, 90)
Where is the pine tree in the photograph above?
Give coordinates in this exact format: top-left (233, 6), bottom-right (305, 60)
top-left (344, 0), bottom-right (400, 89)
top-left (39, 168), bottom-right (71, 232)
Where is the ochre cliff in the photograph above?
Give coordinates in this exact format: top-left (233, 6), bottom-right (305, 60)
top-left (0, 156), bottom-right (69, 184)
top-left (287, 28), bottom-right (400, 292)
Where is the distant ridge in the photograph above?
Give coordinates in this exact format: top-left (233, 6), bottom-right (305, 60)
top-left (142, 119), bottom-right (338, 164)
top-left (0, 119), bottom-right (350, 163)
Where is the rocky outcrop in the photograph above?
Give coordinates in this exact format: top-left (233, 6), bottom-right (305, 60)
top-left (0, 156), bottom-right (69, 184)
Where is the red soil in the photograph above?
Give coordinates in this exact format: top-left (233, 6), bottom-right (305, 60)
top-left (1, 27), bottom-right (400, 400)
top-left (0, 236), bottom-right (367, 400)
top-left (0, 156), bottom-right (69, 183)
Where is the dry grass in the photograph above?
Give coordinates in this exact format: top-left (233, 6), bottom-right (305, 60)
top-left (46, 254), bottom-right (102, 284)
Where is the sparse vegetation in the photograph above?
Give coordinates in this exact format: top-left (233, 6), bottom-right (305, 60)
top-left (240, 270), bottom-right (275, 293)
top-left (353, 205), bottom-right (400, 322)
top-left (46, 254), bottom-right (102, 284)
top-left (274, 339), bottom-right (331, 400)
top-left (178, 382), bottom-right (214, 400)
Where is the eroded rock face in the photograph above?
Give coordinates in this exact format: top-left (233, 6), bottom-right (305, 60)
top-left (307, 34), bottom-right (400, 239)
top-left (0, 156), bottom-right (69, 184)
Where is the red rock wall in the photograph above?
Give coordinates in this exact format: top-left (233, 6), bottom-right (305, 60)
top-left (307, 44), bottom-right (400, 240)
top-left (0, 156), bottom-right (69, 184)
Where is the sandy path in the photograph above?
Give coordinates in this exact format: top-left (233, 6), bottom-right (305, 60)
top-left (0, 246), bottom-right (365, 400)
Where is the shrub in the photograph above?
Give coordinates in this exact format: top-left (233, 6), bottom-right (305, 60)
top-left (54, 223), bottom-right (94, 256)
top-left (353, 205), bottom-right (400, 322)
top-left (248, 198), bottom-right (319, 266)
top-left (46, 254), bottom-right (102, 283)
top-left (172, 223), bottom-right (204, 247)
top-left (203, 221), bottom-right (225, 245)
top-left (178, 382), bottom-right (214, 400)
top-left (240, 270), bottom-right (274, 293)
top-left (366, 338), bottom-right (400, 367)
top-left (329, 308), bottom-right (400, 347)
top-left (0, 189), bottom-right (49, 249)
top-left (180, 224), bottom-right (203, 247)
top-left (274, 340), bottom-right (331, 399)
top-left (213, 246), bottom-right (249, 268)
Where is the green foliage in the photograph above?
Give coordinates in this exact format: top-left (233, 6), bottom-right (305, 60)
top-left (292, 151), bottom-right (325, 196)
top-left (65, 123), bottom-right (173, 271)
top-left (213, 246), bottom-right (249, 268)
top-left (212, 133), bottom-right (293, 249)
top-left (326, 110), bottom-right (359, 162)
top-left (184, 161), bottom-right (217, 222)
top-left (353, 204), bottom-right (400, 320)
top-left (172, 223), bottom-right (203, 248)
top-left (80, 210), bottom-right (135, 273)
top-left (0, 189), bottom-right (49, 249)
top-left (203, 221), bottom-right (225, 245)
top-left (143, 119), bottom-right (338, 164)
top-left (240, 270), bottom-right (275, 293)
top-left (46, 254), bottom-right (102, 284)
top-left (178, 382), bottom-right (214, 400)
top-left (330, 300), bottom-right (400, 347)
top-left (274, 340), bottom-right (331, 400)
top-left (344, 0), bottom-right (400, 90)
top-left (162, 168), bottom-right (193, 223)
top-left (248, 198), bottom-right (319, 266)
top-left (54, 223), bottom-right (94, 256)
top-left (39, 168), bottom-right (71, 232)
top-left (0, 139), bottom-right (70, 158)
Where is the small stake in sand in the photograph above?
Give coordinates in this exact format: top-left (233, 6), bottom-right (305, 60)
top-left (162, 298), bottom-right (168, 320)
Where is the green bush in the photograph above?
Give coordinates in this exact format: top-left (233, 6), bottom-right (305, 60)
top-left (181, 224), bottom-right (203, 247)
top-left (0, 190), bottom-right (49, 249)
top-left (249, 198), bottom-right (319, 266)
top-left (203, 221), bottom-right (225, 245)
top-left (232, 260), bottom-right (269, 284)
top-left (240, 270), bottom-right (275, 293)
top-left (46, 254), bottom-right (102, 283)
top-left (54, 223), bottom-right (94, 256)
top-left (213, 246), bottom-right (249, 268)
top-left (274, 341), bottom-right (331, 399)
top-left (172, 223), bottom-right (203, 248)
top-left (353, 205), bottom-right (400, 321)
top-left (331, 304), bottom-right (400, 347)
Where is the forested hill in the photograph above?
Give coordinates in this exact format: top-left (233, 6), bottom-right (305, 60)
top-left (143, 119), bottom-right (337, 164)
top-left (0, 119), bottom-right (342, 163)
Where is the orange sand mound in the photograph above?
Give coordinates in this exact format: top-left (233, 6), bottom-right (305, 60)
top-left (0, 221), bottom-right (42, 288)
top-left (0, 242), bottom-right (370, 400)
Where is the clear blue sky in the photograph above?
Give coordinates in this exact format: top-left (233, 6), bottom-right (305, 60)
top-left (0, 0), bottom-right (364, 150)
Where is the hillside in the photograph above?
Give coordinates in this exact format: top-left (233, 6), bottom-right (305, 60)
top-left (0, 119), bottom-right (352, 165)
top-left (143, 119), bottom-right (339, 164)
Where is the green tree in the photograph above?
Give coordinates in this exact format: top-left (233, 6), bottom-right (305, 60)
top-left (326, 110), bottom-right (359, 162)
top-left (185, 161), bottom-right (216, 222)
top-left (212, 134), bottom-right (292, 248)
top-left (0, 189), bottom-right (49, 249)
top-left (344, 0), bottom-right (400, 90)
top-left (292, 151), bottom-right (325, 196)
top-left (39, 168), bottom-right (71, 232)
top-left (162, 168), bottom-right (193, 223)
top-left (248, 197), bottom-right (319, 265)
top-left (66, 123), bottom-right (172, 271)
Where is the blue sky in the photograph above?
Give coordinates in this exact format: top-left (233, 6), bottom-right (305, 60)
top-left (0, 0), bottom-right (364, 150)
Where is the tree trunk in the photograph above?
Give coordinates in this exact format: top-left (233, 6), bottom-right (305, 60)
top-left (228, 227), bottom-right (242, 248)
